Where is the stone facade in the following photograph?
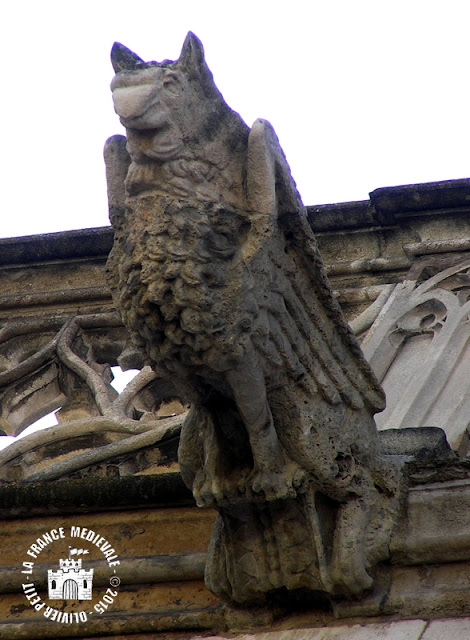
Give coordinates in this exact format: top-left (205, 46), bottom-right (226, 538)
top-left (1, 178), bottom-right (470, 637)
top-left (312, 179), bottom-right (470, 453)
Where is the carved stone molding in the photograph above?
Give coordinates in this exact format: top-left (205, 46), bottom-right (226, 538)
top-left (362, 256), bottom-right (470, 450)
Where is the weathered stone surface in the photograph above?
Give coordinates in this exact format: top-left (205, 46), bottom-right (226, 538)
top-left (0, 505), bottom-right (214, 564)
top-left (370, 179), bottom-right (470, 216)
top-left (362, 257), bottom-right (470, 450)
top-left (0, 609), bottom-right (223, 639)
top-left (189, 618), bottom-right (428, 639)
top-left (0, 496), bottom-right (220, 638)
top-left (392, 478), bottom-right (470, 565)
top-left (384, 562), bottom-right (470, 619)
top-left (0, 312), bottom-right (187, 479)
top-left (379, 427), bottom-right (454, 462)
top-left (0, 228), bottom-right (113, 268)
top-left (0, 475), bottom-right (195, 521)
top-left (106, 33), bottom-right (402, 606)
top-left (308, 201), bottom-right (375, 232)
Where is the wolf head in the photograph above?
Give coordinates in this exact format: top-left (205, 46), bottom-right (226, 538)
top-left (110, 33), bottom-right (244, 164)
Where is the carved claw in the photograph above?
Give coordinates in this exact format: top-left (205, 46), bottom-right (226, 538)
top-left (194, 484), bottom-right (220, 508)
top-left (192, 471), bottom-right (215, 508)
top-left (192, 472), bottom-right (239, 508)
top-left (248, 470), bottom-right (297, 502)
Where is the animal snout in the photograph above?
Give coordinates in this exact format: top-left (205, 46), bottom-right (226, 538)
top-left (112, 85), bottom-right (157, 119)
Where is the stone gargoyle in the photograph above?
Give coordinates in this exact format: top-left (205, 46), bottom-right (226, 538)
top-left (104, 33), bottom-right (400, 605)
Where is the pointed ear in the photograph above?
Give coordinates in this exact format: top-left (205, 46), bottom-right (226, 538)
top-left (178, 32), bottom-right (206, 74)
top-left (111, 42), bottom-right (144, 73)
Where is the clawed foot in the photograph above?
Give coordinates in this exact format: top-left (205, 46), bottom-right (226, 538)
top-left (192, 464), bottom-right (304, 507)
top-left (247, 469), bottom-right (298, 501)
top-left (193, 469), bottom-right (249, 508)
top-left (193, 471), bottom-right (220, 507)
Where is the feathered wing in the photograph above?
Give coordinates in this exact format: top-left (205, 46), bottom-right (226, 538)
top-left (104, 135), bottom-right (131, 217)
top-left (104, 134), bottom-right (133, 307)
top-left (245, 120), bottom-right (385, 418)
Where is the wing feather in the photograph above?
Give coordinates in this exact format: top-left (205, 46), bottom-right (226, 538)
top-left (262, 262), bottom-right (366, 409)
top-left (280, 213), bottom-right (385, 411)
top-left (246, 119), bottom-right (385, 414)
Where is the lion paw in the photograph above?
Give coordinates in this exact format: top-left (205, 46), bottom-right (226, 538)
top-left (248, 470), bottom-right (296, 501)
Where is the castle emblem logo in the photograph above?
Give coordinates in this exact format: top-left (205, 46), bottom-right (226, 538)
top-left (21, 526), bottom-right (121, 626)
top-left (48, 547), bottom-right (93, 600)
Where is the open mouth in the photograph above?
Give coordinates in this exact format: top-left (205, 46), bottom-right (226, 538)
top-left (120, 109), bottom-right (168, 131)
top-left (127, 127), bottom-right (183, 161)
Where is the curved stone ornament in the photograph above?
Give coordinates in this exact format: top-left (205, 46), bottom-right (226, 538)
top-left (362, 257), bottom-right (470, 450)
top-left (0, 313), bottom-right (186, 482)
top-left (105, 33), bottom-right (401, 605)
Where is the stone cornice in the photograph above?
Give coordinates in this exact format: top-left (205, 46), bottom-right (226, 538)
top-left (0, 227), bottom-right (113, 267)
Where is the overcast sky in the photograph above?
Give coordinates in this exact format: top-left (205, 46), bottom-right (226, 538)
top-left (2, 0), bottom-right (469, 240)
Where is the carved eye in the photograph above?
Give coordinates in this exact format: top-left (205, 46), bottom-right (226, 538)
top-left (162, 71), bottom-right (180, 91)
top-left (206, 231), bottom-right (237, 259)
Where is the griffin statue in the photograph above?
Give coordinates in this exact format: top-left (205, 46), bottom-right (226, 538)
top-left (105, 33), bottom-right (400, 605)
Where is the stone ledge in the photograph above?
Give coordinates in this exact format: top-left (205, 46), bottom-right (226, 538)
top-left (4, 470), bottom-right (470, 568)
top-left (307, 201), bottom-right (375, 232)
top-left (392, 477), bottom-right (470, 565)
top-left (370, 178), bottom-right (470, 216)
top-left (2, 472), bottom-right (470, 635)
top-left (1, 177), bottom-right (467, 270)
top-left (309, 178), bottom-right (470, 232)
top-left (0, 553), bottom-right (206, 594)
top-left (0, 227), bottom-right (113, 267)
top-left (0, 286), bottom-right (111, 313)
top-left (0, 607), bottom-right (223, 640)
top-left (188, 617), bottom-right (470, 639)
top-left (0, 474), bottom-right (193, 518)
